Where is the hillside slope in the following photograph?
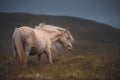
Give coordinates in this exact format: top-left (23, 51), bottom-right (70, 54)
top-left (0, 13), bottom-right (120, 54)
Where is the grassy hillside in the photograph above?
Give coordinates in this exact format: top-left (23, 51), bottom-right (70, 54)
top-left (0, 12), bottom-right (120, 54)
top-left (0, 13), bottom-right (120, 80)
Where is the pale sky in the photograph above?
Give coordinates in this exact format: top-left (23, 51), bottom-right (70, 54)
top-left (0, 0), bottom-right (120, 29)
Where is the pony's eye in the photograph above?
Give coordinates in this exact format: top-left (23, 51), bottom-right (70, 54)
top-left (67, 37), bottom-right (70, 39)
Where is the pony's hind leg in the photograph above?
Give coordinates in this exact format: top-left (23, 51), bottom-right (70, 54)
top-left (24, 46), bottom-right (32, 64)
top-left (24, 41), bottom-right (33, 64)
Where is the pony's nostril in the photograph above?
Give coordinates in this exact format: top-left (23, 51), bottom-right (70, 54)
top-left (67, 45), bottom-right (71, 47)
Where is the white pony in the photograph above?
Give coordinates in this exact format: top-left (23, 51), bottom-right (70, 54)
top-left (12, 22), bottom-right (74, 64)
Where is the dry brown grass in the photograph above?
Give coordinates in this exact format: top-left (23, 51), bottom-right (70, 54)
top-left (0, 52), bottom-right (120, 80)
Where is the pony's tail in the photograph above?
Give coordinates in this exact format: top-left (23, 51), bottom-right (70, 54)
top-left (12, 28), bottom-right (25, 63)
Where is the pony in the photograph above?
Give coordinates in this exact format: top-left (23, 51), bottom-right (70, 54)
top-left (12, 23), bottom-right (74, 64)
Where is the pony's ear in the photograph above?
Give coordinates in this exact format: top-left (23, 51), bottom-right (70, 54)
top-left (63, 29), bottom-right (68, 33)
top-left (65, 29), bottom-right (67, 32)
top-left (65, 29), bottom-right (70, 34)
top-left (58, 29), bottom-right (67, 35)
top-left (59, 30), bottom-right (66, 35)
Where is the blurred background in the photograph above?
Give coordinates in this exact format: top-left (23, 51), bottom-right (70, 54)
top-left (0, 0), bottom-right (120, 80)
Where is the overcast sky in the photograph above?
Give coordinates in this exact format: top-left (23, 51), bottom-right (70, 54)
top-left (0, 0), bottom-right (120, 29)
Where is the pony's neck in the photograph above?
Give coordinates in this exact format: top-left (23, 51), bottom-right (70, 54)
top-left (51, 32), bottom-right (62, 42)
top-left (44, 29), bottom-right (62, 42)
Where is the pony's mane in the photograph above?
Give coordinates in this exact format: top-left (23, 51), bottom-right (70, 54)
top-left (36, 22), bottom-right (65, 31)
top-left (36, 22), bottom-right (74, 42)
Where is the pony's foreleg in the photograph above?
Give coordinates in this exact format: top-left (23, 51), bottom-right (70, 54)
top-left (45, 49), bottom-right (53, 64)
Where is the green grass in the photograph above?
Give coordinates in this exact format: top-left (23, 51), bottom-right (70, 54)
top-left (0, 52), bottom-right (120, 80)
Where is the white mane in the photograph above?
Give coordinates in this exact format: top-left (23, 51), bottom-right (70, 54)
top-left (38, 22), bottom-right (74, 42)
top-left (38, 22), bottom-right (66, 31)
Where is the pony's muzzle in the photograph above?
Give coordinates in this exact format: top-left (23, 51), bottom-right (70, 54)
top-left (67, 45), bottom-right (73, 51)
top-left (68, 48), bottom-right (72, 51)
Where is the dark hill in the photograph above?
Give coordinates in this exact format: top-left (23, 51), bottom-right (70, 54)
top-left (0, 13), bottom-right (120, 54)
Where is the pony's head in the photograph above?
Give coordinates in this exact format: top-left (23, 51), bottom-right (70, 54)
top-left (59, 29), bottom-right (74, 51)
